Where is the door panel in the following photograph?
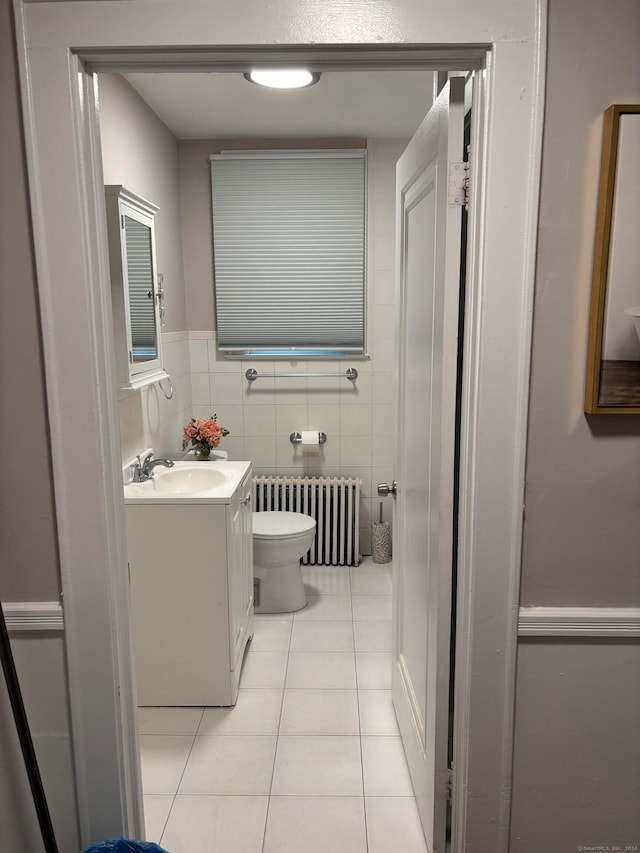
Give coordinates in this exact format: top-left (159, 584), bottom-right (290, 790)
top-left (392, 76), bottom-right (465, 853)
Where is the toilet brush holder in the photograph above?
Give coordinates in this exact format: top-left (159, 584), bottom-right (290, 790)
top-left (372, 502), bottom-right (391, 564)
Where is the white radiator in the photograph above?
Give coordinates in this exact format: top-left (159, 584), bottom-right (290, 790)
top-left (253, 476), bottom-right (362, 566)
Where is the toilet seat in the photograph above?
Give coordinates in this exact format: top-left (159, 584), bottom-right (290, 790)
top-left (252, 510), bottom-right (316, 540)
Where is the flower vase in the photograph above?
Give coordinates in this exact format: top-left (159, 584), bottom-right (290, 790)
top-left (195, 448), bottom-right (211, 461)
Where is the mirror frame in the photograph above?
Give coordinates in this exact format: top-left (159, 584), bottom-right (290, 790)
top-left (585, 103), bottom-right (640, 414)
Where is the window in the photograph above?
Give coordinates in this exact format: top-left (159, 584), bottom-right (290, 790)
top-left (210, 149), bottom-right (366, 356)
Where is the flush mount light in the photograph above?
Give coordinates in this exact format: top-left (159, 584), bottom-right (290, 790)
top-left (244, 69), bottom-right (321, 89)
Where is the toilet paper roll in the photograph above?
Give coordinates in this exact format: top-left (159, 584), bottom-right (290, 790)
top-left (300, 430), bottom-right (321, 454)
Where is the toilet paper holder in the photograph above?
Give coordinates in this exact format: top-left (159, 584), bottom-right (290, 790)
top-left (290, 431), bottom-right (327, 445)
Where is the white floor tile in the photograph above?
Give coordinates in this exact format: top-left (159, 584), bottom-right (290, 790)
top-left (350, 572), bottom-right (393, 596)
top-left (143, 794), bottom-right (173, 844)
top-left (365, 796), bottom-right (429, 853)
top-left (254, 610), bottom-right (293, 622)
top-left (263, 796), bottom-right (367, 853)
top-left (179, 735), bottom-right (277, 795)
top-left (139, 735), bottom-right (194, 795)
top-left (248, 619), bottom-right (292, 651)
top-left (352, 595), bottom-right (393, 621)
top-left (240, 651), bottom-right (288, 688)
top-left (286, 651), bottom-right (357, 689)
top-left (358, 689), bottom-right (400, 736)
top-left (198, 689), bottom-right (283, 735)
top-left (138, 707), bottom-right (203, 736)
top-left (279, 689), bottom-right (359, 735)
top-left (291, 620), bottom-right (354, 652)
top-left (161, 795), bottom-right (269, 853)
top-left (353, 620), bottom-right (392, 652)
top-left (294, 594), bottom-right (353, 621)
top-left (302, 566), bottom-right (352, 595)
top-left (271, 735), bottom-right (363, 795)
top-left (351, 558), bottom-right (393, 574)
top-left (361, 736), bottom-right (414, 796)
top-left (356, 652), bottom-right (392, 689)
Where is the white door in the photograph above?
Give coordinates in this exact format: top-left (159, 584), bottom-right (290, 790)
top-left (385, 77), bottom-right (465, 853)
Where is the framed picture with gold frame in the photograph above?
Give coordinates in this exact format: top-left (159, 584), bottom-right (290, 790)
top-left (585, 104), bottom-right (640, 414)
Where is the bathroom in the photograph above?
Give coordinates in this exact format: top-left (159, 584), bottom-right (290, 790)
top-left (101, 68), bottom-right (432, 851)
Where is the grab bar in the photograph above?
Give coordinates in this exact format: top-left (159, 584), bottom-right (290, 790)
top-left (246, 367), bottom-right (358, 382)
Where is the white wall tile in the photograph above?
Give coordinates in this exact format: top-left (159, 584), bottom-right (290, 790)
top-left (243, 404), bottom-right (276, 436)
top-left (245, 436), bottom-right (277, 468)
top-left (307, 404), bottom-right (339, 436)
top-left (275, 403), bottom-right (308, 436)
top-left (191, 372), bottom-right (211, 406)
top-left (210, 372), bottom-right (243, 405)
top-left (275, 436), bottom-right (306, 469)
top-left (221, 436), bottom-right (246, 460)
top-left (339, 405), bottom-right (372, 436)
top-left (373, 305), bottom-right (395, 341)
top-left (373, 269), bottom-right (395, 305)
top-left (372, 404), bottom-right (394, 436)
top-left (189, 339), bottom-right (209, 372)
top-left (372, 372), bottom-right (394, 404)
top-left (340, 436), bottom-right (372, 468)
top-left (339, 373), bottom-right (372, 405)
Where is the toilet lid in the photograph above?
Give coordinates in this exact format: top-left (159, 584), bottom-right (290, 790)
top-left (252, 511), bottom-right (317, 540)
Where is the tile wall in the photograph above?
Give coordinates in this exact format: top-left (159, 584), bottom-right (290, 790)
top-left (117, 331), bottom-right (193, 464)
top-left (190, 139), bottom-right (407, 554)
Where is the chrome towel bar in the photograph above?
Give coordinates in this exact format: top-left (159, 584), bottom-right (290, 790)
top-left (245, 367), bottom-right (358, 382)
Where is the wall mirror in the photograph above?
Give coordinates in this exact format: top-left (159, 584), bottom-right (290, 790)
top-left (585, 104), bottom-right (640, 414)
top-left (105, 185), bottom-right (168, 390)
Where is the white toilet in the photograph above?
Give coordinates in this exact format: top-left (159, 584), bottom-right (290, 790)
top-left (252, 511), bottom-right (317, 613)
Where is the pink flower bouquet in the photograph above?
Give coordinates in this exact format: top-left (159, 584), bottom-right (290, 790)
top-left (182, 414), bottom-right (230, 458)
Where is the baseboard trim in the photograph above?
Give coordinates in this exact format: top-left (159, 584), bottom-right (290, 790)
top-left (518, 606), bottom-right (640, 637)
top-left (3, 601), bottom-right (64, 632)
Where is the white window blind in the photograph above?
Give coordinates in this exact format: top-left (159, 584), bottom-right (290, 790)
top-left (210, 150), bottom-right (366, 355)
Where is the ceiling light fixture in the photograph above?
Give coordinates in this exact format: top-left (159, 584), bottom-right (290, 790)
top-left (244, 69), bottom-right (321, 89)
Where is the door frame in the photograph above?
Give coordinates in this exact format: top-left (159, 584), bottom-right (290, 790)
top-left (13, 2), bottom-right (546, 849)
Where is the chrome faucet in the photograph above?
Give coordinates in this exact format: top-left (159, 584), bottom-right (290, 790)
top-left (132, 453), bottom-right (175, 483)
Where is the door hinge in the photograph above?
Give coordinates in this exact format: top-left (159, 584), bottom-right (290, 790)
top-left (448, 161), bottom-right (470, 208)
top-left (121, 214), bottom-right (125, 229)
top-left (446, 766), bottom-right (454, 802)
top-left (127, 562), bottom-right (131, 585)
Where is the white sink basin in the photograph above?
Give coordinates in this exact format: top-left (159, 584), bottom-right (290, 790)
top-left (151, 465), bottom-right (228, 494)
top-left (123, 460), bottom-right (251, 505)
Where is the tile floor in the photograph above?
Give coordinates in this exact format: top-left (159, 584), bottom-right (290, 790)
top-left (138, 558), bottom-right (429, 853)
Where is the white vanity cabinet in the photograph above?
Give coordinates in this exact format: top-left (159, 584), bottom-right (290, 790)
top-left (126, 463), bottom-right (253, 706)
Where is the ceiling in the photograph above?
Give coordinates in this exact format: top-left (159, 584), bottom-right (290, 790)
top-left (124, 70), bottom-right (434, 139)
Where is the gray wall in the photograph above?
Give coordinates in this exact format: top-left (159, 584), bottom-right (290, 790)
top-left (0, 0), bottom-right (60, 602)
top-left (99, 73), bottom-right (188, 334)
top-left (99, 73), bottom-right (193, 464)
top-left (0, 6), bottom-right (79, 852)
top-left (510, 2), bottom-right (640, 849)
top-left (521, 0), bottom-right (640, 608)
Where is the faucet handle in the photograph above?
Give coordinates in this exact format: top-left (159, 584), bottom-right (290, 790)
top-left (142, 452), bottom-right (154, 465)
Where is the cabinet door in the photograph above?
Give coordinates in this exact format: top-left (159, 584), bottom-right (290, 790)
top-left (228, 473), bottom-right (253, 668)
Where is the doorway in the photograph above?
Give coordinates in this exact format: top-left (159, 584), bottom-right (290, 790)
top-left (99, 65), bottom-right (457, 852)
top-left (15, 9), bottom-right (545, 848)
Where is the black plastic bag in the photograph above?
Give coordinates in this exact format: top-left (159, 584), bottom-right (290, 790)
top-left (80, 840), bottom-right (170, 853)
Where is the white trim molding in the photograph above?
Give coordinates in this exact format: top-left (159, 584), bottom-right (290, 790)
top-left (3, 601), bottom-right (64, 632)
top-left (518, 606), bottom-right (640, 638)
